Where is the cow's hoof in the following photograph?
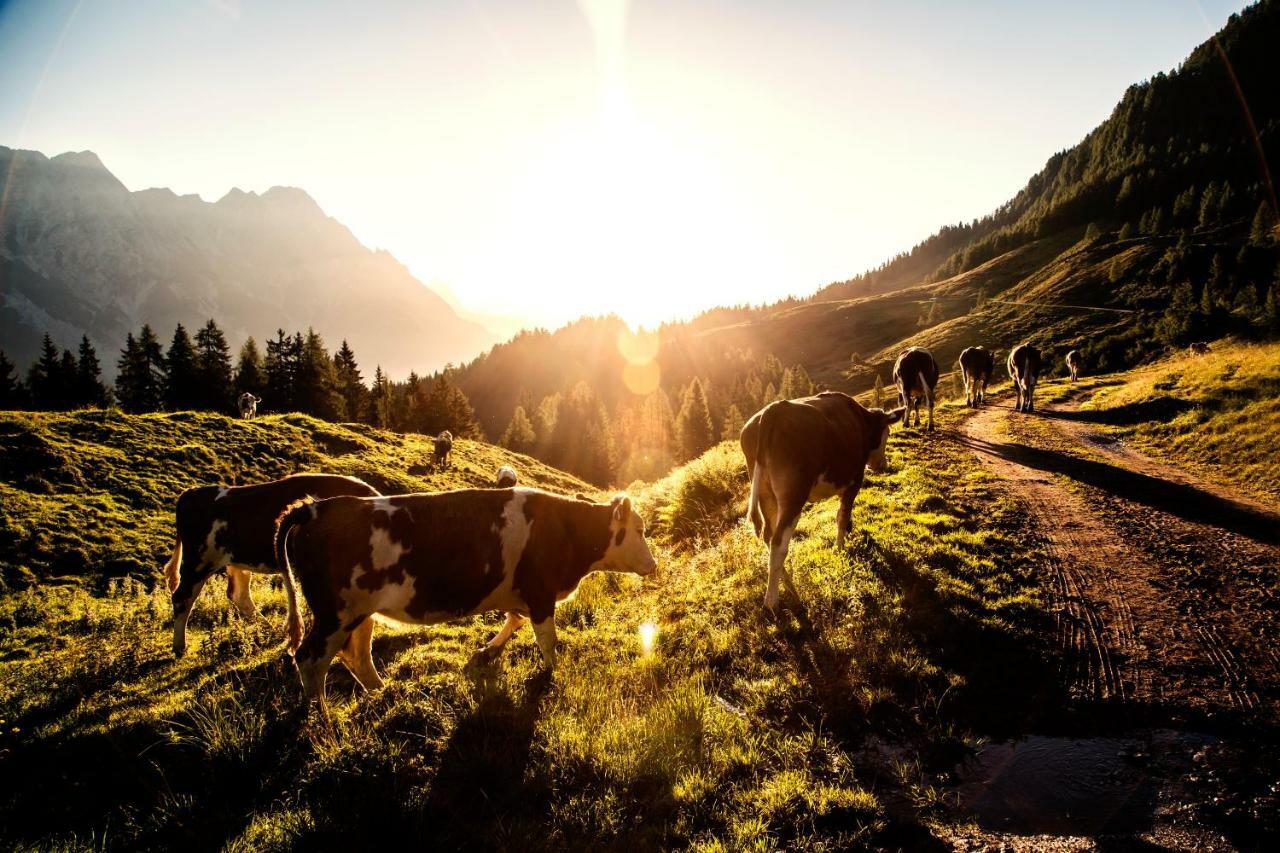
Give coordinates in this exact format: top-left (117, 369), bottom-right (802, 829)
top-left (173, 644), bottom-right (186, 659)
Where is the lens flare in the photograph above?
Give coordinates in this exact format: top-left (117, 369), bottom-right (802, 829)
top-left (638, 620), bottom-right (659, 656)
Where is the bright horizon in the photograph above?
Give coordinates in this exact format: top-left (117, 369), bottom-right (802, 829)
top-left (0, 0), bottom-right (1251, 333)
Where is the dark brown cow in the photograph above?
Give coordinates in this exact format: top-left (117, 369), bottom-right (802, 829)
top-left (957, 346), bottom-right (995, 407)
top-left (741, 393), bottom-right (905, 611)
top-left (276, 488), bottom-right (657, 723)
top-left (892, 347), bottom-right (940, 431)
top-left (1065, 349), bottom-right (1082, 382)
top-left (1188, 341), bottom-right (1211, 356)
top-left (1007, 343), bottom-right (1042, 413)
top-left (165, 473), bottom-right (379, 657)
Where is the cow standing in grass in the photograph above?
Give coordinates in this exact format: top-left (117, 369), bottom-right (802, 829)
top-left (892, 347), bottom-right (940, 431)
top-left (165, 473), bottom-right (380, 657)
top-left (1007, 343), bottom-right (1042, 413)
top-left (276, 489), bottom-right (657, 724)
top-left (958, 346), bottom-right (995, 407)
top-left (1189, 341), bottom-right (1211, 356)
top-left (434, 430), bottom-right (453, 469)
top-left (238, 393), bottom-right (261, 419)
top-left (741, 393), bottom-right (905, 612)
top-left (1065, 349), bottom-right (1082, 382)
top-left (495, 465), bottom-right (518, 488)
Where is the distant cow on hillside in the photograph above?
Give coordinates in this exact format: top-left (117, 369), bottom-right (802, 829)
top-left (238, 393), bottom-right (261, 419)
top-left (434, 430), bottom-right (453, 468)
top-left (276, 489), bottom-right (657, 724)
top-left (741, 393), bottom-right (905, 611)
top-left (1188, 341), bottom-right (1211, 356)
top-left (165, 473), bottom-right (380, 657)
top-left (957, 346), bottom-right (995, 407)
top-left (1007, 343), bottom-right (1043, 413)
top-left (495, 465), bottom-right (518, 488)
top-left (892, 347), bottom-right (940, 431)
top-left (1065, 349), bottom-right (1082, 382)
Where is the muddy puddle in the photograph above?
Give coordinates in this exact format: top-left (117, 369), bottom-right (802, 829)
top-left (953, 730), bottom-right (1220, 836)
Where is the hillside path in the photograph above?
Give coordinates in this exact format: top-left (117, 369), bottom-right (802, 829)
top-left (957, 390), bottom-right (1280, 720)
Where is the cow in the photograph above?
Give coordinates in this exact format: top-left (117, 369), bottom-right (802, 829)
top-left (495, 465), bottom-right (518, 488)
top-left (741, 393), bottom-right (905, 612)
top-left (1007, 343), bottom-right (1042, 413)
top-left (433, 430), bottom-right (453, 469)
top-left (276, 489), bottom-right (657, 724)
top-left (1188, 341), bottom-right (1211, 356)
top-left (164, 473), bottom-right (380, 657)
top-left (892, 347), bottom-right (940, 431)
top-left (957, 346), bottom-right (995, 407)
top-left (238, 392), bottom-right (262, 419)
top-left (1065, 349), bottom-right (1082, 382)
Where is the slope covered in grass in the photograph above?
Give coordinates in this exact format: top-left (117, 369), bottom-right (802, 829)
top-left (0, 404), bottom-right (1051, 849)
top-left (0, 409), bottom-right (593, 586)
top-left (1074, 339), bottom-right (1280, 506)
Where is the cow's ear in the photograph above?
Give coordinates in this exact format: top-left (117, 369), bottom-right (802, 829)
top-left (613, 494), bottom-right (632, 520)
top-left (575, 492), bottom-right (591, 502)
top-left (886, 406), bottom-right (907, 426)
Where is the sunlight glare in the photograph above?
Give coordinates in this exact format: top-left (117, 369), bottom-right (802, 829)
top-left (638, 620), bottom-right (659, 657)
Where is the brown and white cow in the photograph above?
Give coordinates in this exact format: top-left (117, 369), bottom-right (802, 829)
top-left (164, 473), bottom-right (380, 657)
top-left (1007, 343), bottom-right (1042, 413)
top-left (741, 392), bottom-right (905, 611)
top-left (892, 347), bottom-right (940, 431)
top-left (1188, 341), bottom-right (1211, 356)
top-left (957, 346), bottom-right (995, 407)
top-left (238, 392), bottom-right (261, 419)
top-left (433, 430), bottom-right (453, 468)
top-left (276, 488), bottom-right (657, 723)
top-left (1065, 349), bottom-right (1082, 382)
top-left (495, 465), bottom-right (518, 488)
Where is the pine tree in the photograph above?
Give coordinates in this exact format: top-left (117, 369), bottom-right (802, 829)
top-left (1084, 221), bottom-right (1101, 240)
top-left (264, 330), bottom-right (302, 413)
top-left (720, 403), bottom-right (746, 441)
top-left (1198, 181), bottom-right (1220, 228)
top-left (116, 326), bottom-right (166, 412)
top-left (194, 320), bottom-right (233, 413)
top-left (1251, 202), bottom-right (1277, 246)
top-left (333, 340), bottom-right (366, 423)
top-left (370, 366), bottom-right (393, 428)
top-left (165, 324), bottom-right (198, 410)
top-left (27, 334), bottom-right (63, 410)
top-left (235, 337), bottom-right (267, 401)
top-left (547, 382), bottom-right (614, 484)
top-left (873, 374), bottom-right (885, 409)
top-left (500, 405), bottom-right (537, 454)
top-left (1117, 222), bottom-right (1135, 240)
top-left (74, 335), bottom-right (108, 408)
top-left (0, 350), bottom-right (21, 408)
top-left (294, 329), bottom-right (340, 420)
top-left (675, 378), bottom-right (714, 461)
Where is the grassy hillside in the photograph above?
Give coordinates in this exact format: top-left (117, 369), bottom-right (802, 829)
top-left (0, 410), bottom-right (593, 588)
top-left (0, 406), bottom-right (1051, 849)
top-left (1070, 339), bottom-right (1280, 506)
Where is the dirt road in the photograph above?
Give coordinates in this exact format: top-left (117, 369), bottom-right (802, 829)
top-left (959, 389), bottom-right (1280, 719)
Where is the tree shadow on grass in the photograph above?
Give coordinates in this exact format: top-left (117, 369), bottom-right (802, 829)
top-left (957, 433), bottom-right (1280, 545)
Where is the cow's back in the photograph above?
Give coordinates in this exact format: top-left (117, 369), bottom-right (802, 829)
top-left (750, 393), bottom-right (870, 488)
top-left (893, 347), bottom-right (939, 393)
top-left (1008, 344), bottom-right (1041, 382)
top-left (959, 346), bottom-right (993, 378)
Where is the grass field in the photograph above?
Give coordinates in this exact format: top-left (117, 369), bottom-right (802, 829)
top-left (0, 404), bottom-right (1050, 849)
top-left (1069, 339), bottom-right (1280, 507)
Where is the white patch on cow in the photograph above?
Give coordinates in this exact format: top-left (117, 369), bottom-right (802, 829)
top-left (216, 488), bottom-right (229, 501)
top-left (473, 490), bottom-right (534, 613)
top-left (200, 519), bottom-right (231, 569)
top-left (808, 475), bottom-right (840, 501)
top-left (594, 506), bottom-right (658, 577)
top-left (369, 525), bottom-right (408, 571)
top-left (372, 497), bottom-right (396, 515)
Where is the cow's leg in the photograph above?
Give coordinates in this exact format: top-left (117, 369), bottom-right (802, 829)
top-left (469, 611), bottom-right (527, 667)
top-left (1026, 379), bottom-right (1036, 412)
top-left (764, 500), bottom-right (802, 612)
top-left (531, 617), bottom-right (558, 670)
top-left (338, 617), bottom-right (383, 691)
top-left (926, 388), bottom-right (935, 432)
top-left (295, 623), bottom-right (352, 728)
top-left (171, 569), bottom-right (211, 657)
top-left (224, 566), bottom-right (258, 618)
top-left (835, 488), bottom-right (857, 551)
top-left (758, 478), bottom-right (779, 543)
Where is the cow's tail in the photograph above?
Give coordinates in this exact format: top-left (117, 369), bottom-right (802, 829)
top-left (163, 532), bottom-right (182, 593)
top-left (748, 402), bottom-right (782, 536)
top-left (274, 498), bottom-right (315, 654)
top-left (918, 370), bottom-right (932, 403)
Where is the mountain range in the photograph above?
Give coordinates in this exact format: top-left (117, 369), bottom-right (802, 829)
top-left (0, 147), bottom-right (493, 377)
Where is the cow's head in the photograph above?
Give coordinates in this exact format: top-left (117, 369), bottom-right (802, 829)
top-left (599, 495), bottom-right (658, 577)
top-left (866, 407), bottom-right (906, 473)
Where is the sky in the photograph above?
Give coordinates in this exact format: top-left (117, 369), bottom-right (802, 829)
top-left (0, 0), bottom-right (1252, 331)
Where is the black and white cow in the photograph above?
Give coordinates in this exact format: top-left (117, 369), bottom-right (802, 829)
top-left (892, 346), bottom-right (940, 431)
top-left (165, 473), bottom-right (380, 657)
top-left (741, 393), bottom-right (905, 611)
top-left (495, 465), bottom-right (518, 488)
top-left (238, 393), bottom-right (262, 419)
top-left (276, 488), bottom-right (657, 723)
top-left (1007, 343), bottom-right (1043, 413)
top-left (433, 430), bottom-right (453, 468)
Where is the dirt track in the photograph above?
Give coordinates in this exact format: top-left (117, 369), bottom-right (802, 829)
top-left (959, 390), bottom-right (1280, 721)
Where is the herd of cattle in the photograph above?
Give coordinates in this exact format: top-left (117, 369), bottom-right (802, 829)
top-left (166, 340), bottom-right (1079, 722)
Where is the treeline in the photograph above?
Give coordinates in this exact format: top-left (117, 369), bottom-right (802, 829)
top-left (0, 320), bottom-right (482, 441)
top-left (487, 341), bottom-right (818, 486)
